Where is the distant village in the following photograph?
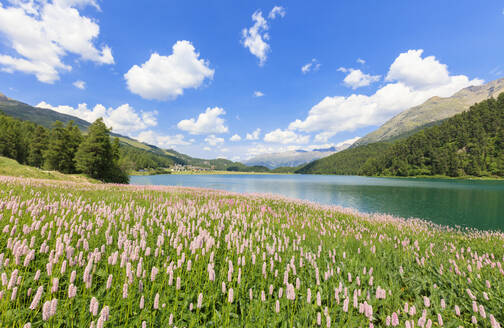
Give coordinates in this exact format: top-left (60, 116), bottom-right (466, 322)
top-left (136, 164), bottom-right (214, 173)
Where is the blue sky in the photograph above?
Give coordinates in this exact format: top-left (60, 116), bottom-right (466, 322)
top-left (0, 0), bottom-right (503, 161)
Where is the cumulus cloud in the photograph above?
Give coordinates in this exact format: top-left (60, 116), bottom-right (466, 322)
top-left (0, 0), bottom-right (113, 83)
top-left (268, 6), bottom-right (286, 19)
top-left (205, 134), bottom-right (224, 146)
top-left (356, 58), bottom-right (366, 65)
top-left (230, 134), bottom-right (242, 141)
top-left (36, 101), bottom-right (157, 135)
top-left (254, 91), bottom-right (265, 97)
top-left (136, 130), bottom-right (190, 148)
top-left (177, 107), bottom-right (228, 135)
top-left (241, 11), bottom-right (269, 66)
top-left (301, 58), bottom-right (320, 74)
top-left (264, 129), bottom-right (310, 144)
top-left (242, 7), bottom-right (285, 66)
top-left (246, 128), bottom-right (261, 140)
top-left (73, 80), bottom-right (86, 90)
top-left (124, 40), bottom-right (214, 100)
top-left (338, 68), bottom-right (380, 89)
top-left (245, 144), bottom-right (279, 158)
top-left (289, 49), bottom-right (483, 142)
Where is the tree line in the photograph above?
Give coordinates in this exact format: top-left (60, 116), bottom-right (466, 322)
top-left (0, 114), bottom-right (129, 183)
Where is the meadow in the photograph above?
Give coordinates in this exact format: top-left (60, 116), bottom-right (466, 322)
top-left (0, 175), bottom-right (503, 327)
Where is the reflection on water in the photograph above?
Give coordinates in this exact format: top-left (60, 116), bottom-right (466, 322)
top-left (130, 174), bottom-right (504, 231)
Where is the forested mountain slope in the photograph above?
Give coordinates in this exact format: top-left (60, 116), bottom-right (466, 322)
top-left (295, 143), bottom-right (391, 175)
top-left (354, 78), bottom-right (504, 146)
top-left (360, 93), bottom-right (504, 177)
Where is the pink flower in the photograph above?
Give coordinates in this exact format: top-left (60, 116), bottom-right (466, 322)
top-left (29, 286), bottom-right (43, 310)
top-left (391, 312), bottom-right (399, 327)
top-left (228, 288), bottom-right (234, 303)
top-left (197, 293), bottom-right (203, 309)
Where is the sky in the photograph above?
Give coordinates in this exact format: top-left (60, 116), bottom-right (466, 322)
top-left (0, 0), bottom-right (503, 161)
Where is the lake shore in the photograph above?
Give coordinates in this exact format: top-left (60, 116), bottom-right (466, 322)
top-left (130, 169), bottom-right (289, 176)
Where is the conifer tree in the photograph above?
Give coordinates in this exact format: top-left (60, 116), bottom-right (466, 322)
top-left (27, 126), bottom-right (48, 167)
top-left (75, 119), bottom-right (129, 183)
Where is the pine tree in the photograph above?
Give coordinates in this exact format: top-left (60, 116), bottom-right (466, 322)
top-left (27, 126), bottom-right (48, 167)
top-left (75, 119), bottom-right (128, 183)
top-left (44, 121), bottom-right (67, 172)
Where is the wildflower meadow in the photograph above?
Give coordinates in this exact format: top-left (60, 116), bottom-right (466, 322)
top-left (0, 176), bottom-right (503, 327)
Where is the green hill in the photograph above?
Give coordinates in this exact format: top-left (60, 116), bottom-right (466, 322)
top-left (0, 92), bottom-right (255, 171)
top-left (354, 78), bottom-right (504, 146)
top-left (299, 93), bottom-right (504, 178)
top-left (0, 156), bottom-right (97, 182)
top-left (296, 143), bottom-right (391, 175)
top-left (360, 93), bottom-right (504, 177)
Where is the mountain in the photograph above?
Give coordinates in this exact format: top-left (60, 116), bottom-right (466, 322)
top-left (0, 92), bottom-right (250, 171)
top-left (244, 149), bottom-right (336, 169)
top-left (354, 78), bottom-right (504, 146)
top-left (359, 93), bottom-right (504, 177)
top-left (0, 92), bottom-right (92, 132)
top-left (244, 142), bottom-right (356, 169)
top-left (295, 142), bottom-right (392, 175)
top-left (300, 92), bottom-right (504, 178)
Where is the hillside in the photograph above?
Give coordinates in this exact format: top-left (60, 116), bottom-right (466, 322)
top-left (0, 92), bottom-right (250, 171)
top-left (360, 93), bottom-right (504, 177)
top-left (354, 78), bottom-right (504, 146)
top-left (296, 143), bottom-right (391, 175)
top-left (0, 92), bottom-right (91, 131)
top-left (0, 156), bottom-right (97, 182)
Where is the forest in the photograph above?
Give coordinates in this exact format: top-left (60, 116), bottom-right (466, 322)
top-left (0, 114), bottom-right (129, 183)
top-left (360, 93), bottom-right (504, 177)
top-left (297, 93), bottom-right (504, 178)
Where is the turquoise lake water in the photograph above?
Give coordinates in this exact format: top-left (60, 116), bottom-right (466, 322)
top-left (130, 174), bottom-right (504, 231)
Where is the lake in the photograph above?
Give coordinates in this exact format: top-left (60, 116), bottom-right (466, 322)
top-left (130, 174), bottom-right (504, 231)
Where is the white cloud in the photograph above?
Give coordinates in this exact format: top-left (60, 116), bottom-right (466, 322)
top-left (268, 6), bottom-right (286, 19)
top-left (36, 101), bottom-right (157, 135)
top-left (336, 136), bottom-right (361, 148)
top-left (356, 58), bottom-right (366, 65)
top-left (177, 107), bottom-right (228, 135)
top-left (203, 146), bottom-right (211, 151)
top-left (264, 129), bottom-right (310, 144)
top-left (246, 128), bottom-right (261, 140)
top-left (124, 40), bottom-right (214, 100)
top-left (205, 134), bottom-right (224, 146)
top-left (301, 58), bottom-right (320, 74)
top-left (0, 0), bottom-right (113, 83)
top-left (246, 144), bottom-right (279, 158)
top-left (73, 80), bottom-right (86, 90)
top-left (136, 130), bottom-right (190, 148)
top-left (254, 91), bottom-right (265, 97)
top-left (289, 49), bottom-right (483, 141)
top-left (339, 68), bottom-right (380, 89)
top-left (230, 134), bottom-right (242, 141)
top-left (241, 11), bottom-right (270, 66)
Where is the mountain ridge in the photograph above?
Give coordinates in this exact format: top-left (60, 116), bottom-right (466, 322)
top-left (353, 78), bottom-right (504, 146)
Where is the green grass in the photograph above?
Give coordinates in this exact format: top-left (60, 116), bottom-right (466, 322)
top-left (0, 156), bottom-right (98, 183)
top-left (0, 176), bottom-right (502, 327)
